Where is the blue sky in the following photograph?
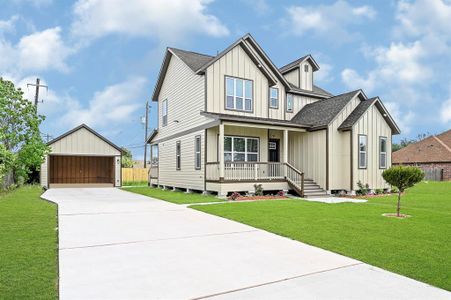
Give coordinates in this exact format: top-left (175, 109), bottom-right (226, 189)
top-left (1, 0), bottom-right (450, 159)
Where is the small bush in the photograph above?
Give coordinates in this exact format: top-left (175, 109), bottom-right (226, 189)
top-left (254, 184), bottom-right (263, 196)
top-left (356, 181), bottom-right (370, 195)
top-left (229, 192), bottom-right (241, 201)
top-left (375, 189), bottom-right (384, 195)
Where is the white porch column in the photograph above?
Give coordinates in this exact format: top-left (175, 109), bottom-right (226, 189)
top-left (219, 122), bottom-right (225, 180)
top-left (283, 129), bottom-right (288, 164)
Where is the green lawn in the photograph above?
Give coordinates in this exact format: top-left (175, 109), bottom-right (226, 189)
top-left (192, 182), bottom-right (451, 291)
top-left (122, 186), bottom-right (224, 204)
top-left (0, 186), bottom-right (58, 299)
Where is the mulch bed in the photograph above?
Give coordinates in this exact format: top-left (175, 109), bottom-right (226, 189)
top-left (382, 213), bottom-right (411, 219)
top-left (232, 195), bottom-right (288, 201)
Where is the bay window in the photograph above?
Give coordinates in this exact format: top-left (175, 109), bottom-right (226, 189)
top-left (225, 76), bottom-right (253, 112)
top-left (224, 136), bottom-right (259, 162)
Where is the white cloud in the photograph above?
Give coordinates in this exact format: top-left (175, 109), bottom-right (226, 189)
top-left (314, 63), bottom-right (333, 83)
top-left (0, 26), bottom-right (74, 74)
top-left (284, 1), bottom-right (376, 42)
top-left (71, 0), bottom-right (229, 43)
top-left (385, 102), bottom-right (415, 134)
top-left (60, 77), bottom-right (147, 128)
top-left (0, 15), bottom-right (19, 33)
top-left (441, 95), bottom-right (451, 124)
top-left (11, 0), bottom-right (53, 6)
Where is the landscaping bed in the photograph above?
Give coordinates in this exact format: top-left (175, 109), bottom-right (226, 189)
top-left (122, 186), bottom-right (224, 204)
top-left (234, 195), bottom-right (288, 201)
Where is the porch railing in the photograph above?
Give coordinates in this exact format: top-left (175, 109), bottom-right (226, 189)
top-left (206, 162), bottom-right (286, 181)
top-left (149, 165), bottom-right (159, 179)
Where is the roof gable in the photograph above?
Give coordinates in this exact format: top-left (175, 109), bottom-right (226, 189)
top-left (393, 130), bottom-right (451, 163)
top-left (47, 124), bottom-right (122, 153)
top-left (279, 54), bottom-right (320, 74)
top-left (291, 90), bottom-right (364, 129)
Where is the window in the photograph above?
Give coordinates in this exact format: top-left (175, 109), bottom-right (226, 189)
top-left (379, 137), bottom-right (387, 169)
top-left (151, 144), bottom-right (159, 165)
top-left (224, 136), bottom-right (259, 162)
top-left (176, 141), bottom-right (181, 170)
top-left (225, 76), bottom-right (253, 111)
top-left (358, 135), bottom-right (367, 169)
top-left (195, 136), bottom-right (201, 170)
top-left (269, 87), bottom-right (279, 108)
top-left (286, 93), bottom-right (293, 112)
top-left (162, 99), bottom-right (168, 126)
top-left (304, 64), bottom-right (309, 72)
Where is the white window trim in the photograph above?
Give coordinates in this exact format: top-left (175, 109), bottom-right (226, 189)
top-left (269, 87), bottom-right (279, 109)
top-left (176, 141), bottom-right (181, 170)
top-left (358, 134), bottom-right (367, 169)
top-left (162, 99), bottom-right (168, 127)
top-left (286, 93), bottom-right (293, 112)
top-left (225, 76), bottom-right (253, 112)
top-left (195, 136), bottom-right (201, 170)
top-left (224, 136), bottom-right (259, 162)
top-left (379, 136), bottom-right (387, 169)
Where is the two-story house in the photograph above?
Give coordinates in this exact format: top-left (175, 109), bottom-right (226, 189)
top-left (147, 34), bottom-right (400, 197)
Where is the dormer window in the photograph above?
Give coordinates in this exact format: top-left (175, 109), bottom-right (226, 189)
top-left (269, 87), bottom-right (279, 109)
top-left (304, 64), bottom-right (309, 72)
top-left (225, 76), bottom-right (253, 112)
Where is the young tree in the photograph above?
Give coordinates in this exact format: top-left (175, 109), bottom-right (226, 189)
top-left (382, 166), bottom-right (424, 217)
top-left (0, 78), bottom-right (49, 185)
top-left (121, 147), bottom-right (134, 168)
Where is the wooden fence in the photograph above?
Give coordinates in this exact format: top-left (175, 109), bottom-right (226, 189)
top-left (423, 168), bottom-right (444, 181)
top-left (121, 168), bottom-right (149, 184)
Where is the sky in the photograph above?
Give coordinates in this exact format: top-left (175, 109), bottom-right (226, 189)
top-left (1, 0), bottom-right (450, 160)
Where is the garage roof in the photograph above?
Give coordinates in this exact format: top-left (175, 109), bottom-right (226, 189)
top-left (47, 124), bottom-right (123, 152)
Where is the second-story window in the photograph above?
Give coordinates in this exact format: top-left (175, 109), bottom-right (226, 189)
top-left (286, 93), bottom-right (293, 112)
top-left (162, 99), bottom-right (168, 126)
top-left (269, 87), bottom-right (279, 109)
top-left (225, 76), bottom-right (253, 112)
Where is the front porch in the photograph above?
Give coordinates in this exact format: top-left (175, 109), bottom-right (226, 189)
top-left (205, 121), bottom-right (307, 197)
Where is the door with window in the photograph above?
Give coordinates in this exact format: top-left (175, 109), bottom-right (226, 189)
top-left (268, 139), bottom-right (280, 177)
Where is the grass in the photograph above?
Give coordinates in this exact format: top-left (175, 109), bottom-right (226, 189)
top-left (0, 185), bottom-right (58, 299)
top-left (192, 182), bottom-right (451, 291)
top-left (122, 186), bottom-right (224, 204)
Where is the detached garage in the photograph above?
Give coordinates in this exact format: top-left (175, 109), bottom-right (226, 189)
top-left (40, 124), bottom-right (122, 188)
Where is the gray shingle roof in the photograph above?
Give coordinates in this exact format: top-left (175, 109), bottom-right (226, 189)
top-left (291, 90), bottom-right (362, 129)
top-left (287, 82), bottom-right (333, 97)
top-left (169, 48), bottom-right (214, 72)
top-left (338, 97), bottom-right (377, 130)
top-left (279, 55), bottom-right (309, 73)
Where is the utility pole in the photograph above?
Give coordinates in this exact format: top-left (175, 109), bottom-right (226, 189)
top-left (143, 100), bottom-right (149, 168)
top-left (27, 78), bottom-right (48, 108)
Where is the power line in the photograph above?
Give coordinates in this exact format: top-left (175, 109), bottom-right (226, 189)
top-left (27, 78), bottom-right (48, 108)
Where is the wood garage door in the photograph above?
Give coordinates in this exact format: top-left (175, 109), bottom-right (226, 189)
top-left (49, 155), bottom-right (114, 184)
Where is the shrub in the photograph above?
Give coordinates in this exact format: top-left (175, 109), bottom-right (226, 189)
top-left (375, 189), bottom-right (384, 195)
top-left (277, 190), bottom-right (285, 197)
top-left (229, 192), bottom-right (241, 201)
top-left (382, 166), bottom-right (424, 217)
top-left (254, 184), bottom-right (263, 196)
top-left (356, 181), bottom-right (370, 195)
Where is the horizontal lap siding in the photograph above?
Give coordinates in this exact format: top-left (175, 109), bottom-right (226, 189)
top-left (353, 105), bottom-right (392, 190)
top-left (158, 130), bottom-right (205, 191)
top-left (328, 96), bottom-right (360, 190)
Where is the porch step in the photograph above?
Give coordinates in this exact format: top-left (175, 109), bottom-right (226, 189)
top-left (289, 178), bottom-right (328, 198)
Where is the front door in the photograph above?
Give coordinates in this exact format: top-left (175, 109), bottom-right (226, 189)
top-left (268, 139), bottom-right (280, 162)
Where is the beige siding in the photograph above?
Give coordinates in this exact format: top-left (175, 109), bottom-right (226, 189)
top-left (285, 94), bottom-right (318, 120)
top-left (288, 130), bottom-right (327, 189)
top-left (49, 127), bottom-right (121, 156)
top-left (352, 104), bottom-right (392, 190)
top-left (206, 44), bottom-right (273, 119)
top-left (206, 125), bottom-right (269, 162)
top-left (206, 181), bottom-right (289, 195)
top-left (327, 95), bottom-right (360, 190)
top-left (284, 69), bottom-right (299, 87)
top-left (114, 156), bottom-right (121, 187)
top-left (158, 130), bottom-right (205, 191)
top-left (157, 54), bottom-right (209, 140)
top-left (299, 61), bottom-right (313, 91)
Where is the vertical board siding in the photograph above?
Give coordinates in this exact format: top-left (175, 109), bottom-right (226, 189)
top-left (285, 94), bottom-right (318, 120)
top-left (328, 96), bottom-right (360, 190)
top-left (158, 130), bottom-right (205, 190)
top-left (284, 69), bottom-right (299, 87)
top-left (288, 130), bottom-right (326, 189)
top-left (352, 104), bottom-right (392, 190)
top-left (157, 54), bottom-right (208, 140)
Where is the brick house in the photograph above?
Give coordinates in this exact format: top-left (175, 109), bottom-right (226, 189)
top-left (392, 129), bottom-right (451, 181)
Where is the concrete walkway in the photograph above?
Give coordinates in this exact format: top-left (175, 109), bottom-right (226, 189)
top-left (42, 188), bottom-right (450, 300)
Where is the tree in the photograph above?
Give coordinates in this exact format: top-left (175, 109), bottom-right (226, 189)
top-left (382, 166), bottom-right (424, 217)
top-left (121, 147), bottom-right (134, 168)
top-left (392, 133), bottom-right (431, 152)
top-left (0, 78), bottom-right (49, 185)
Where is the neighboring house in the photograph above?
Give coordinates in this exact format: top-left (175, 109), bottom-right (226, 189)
top-left (393, 129), bottom-right (451, 181)
top-left (40, 124), bottom-right (122, 188)
top-left (147, 33), bottom-right (400, 197)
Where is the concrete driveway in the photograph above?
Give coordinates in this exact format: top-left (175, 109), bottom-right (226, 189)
top-left (42, 188), bottom-right (450, 300)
